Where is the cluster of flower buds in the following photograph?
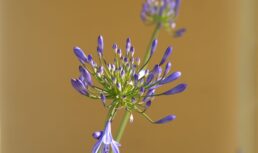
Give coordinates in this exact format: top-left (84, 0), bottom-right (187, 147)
top-left (71, 35), bottom-right (186, 123)
top-left (141, 0), bottom-right (185, 36)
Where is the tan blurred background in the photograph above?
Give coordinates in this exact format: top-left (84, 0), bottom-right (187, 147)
top-left (1, 0), bottom-right (257, 153)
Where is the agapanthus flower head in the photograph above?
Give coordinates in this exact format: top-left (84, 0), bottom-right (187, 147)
top-left (141, 0), bottom-right (185, 36)
top-left (71, 35), bottom-right (187, 152)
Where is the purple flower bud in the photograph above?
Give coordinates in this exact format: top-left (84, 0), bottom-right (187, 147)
top-left (162, 83), bottom-right (187, 95)
top-left (98, 66), bottom-right (104, 75)
top-left (100, 93), bottom-right (106, 104)
top-left (131, 97), bottom-right (136, 103)
top-left (153, 64), bottom-right (162, 76)
top-left (146, 100), bottom-right (152, 108)
top-left (155, 115), bottom-right (176, 124)
top-left (164, 62), bottom-right (172, 76)
top-left (160, 71), bottom-right (181, 85)
top-left (135, 57), bottom-right (140, 65)
top-left (73, 47), bottom-right (88, 63)
top-left (175, 0), bottom-right (181, 15)
top-left (130, 46), bottom-right (135, 56)
top-left (146, 73), bottom-right (154, 84)
top-left (140, 87), bottom-right (145, 95)
top-left (71, 79), bottom-right (88, 95)
top-left (117, 83), bottom-right (122, 91)
top-left (117, 49), bottom-right (122, 57)
top-left (92, 131), bottom-right (103, 139)
top-left (124, 57), bottom-right (128, 63)
top-left (112, 43), bottom-right (118, 50)
top-left (79, 66), bottom-right (93, 86)
top-left (150, 39), bottom-right (158, 57)
top-left (87, 54), bottom-right (93, 62)
top-left (160, 46), bottom-right (173, 66)
top-left (97, 35), bottom-right (104, 54)
top-left (174, 28), bottom-right (186, 38)
top-left (126, 37), bottom-right (131, 52)
top-left (121, 70), bottom-right (125, 78)
top-left (134, 74), bottom-right (139, 85)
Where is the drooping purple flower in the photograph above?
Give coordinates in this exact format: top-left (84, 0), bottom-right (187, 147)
top-left (155, 114), bottom-right (176, 124)
top-left (159, 71), bottom-right (181, 85)
top-left (73, 47), bottom-right (88, 63)
top-left (162, 83), bottom-right (187, 95)
top-left (71, 79), bottom-right (88, 95)
top-left (79, 66), bottom-right (93, 86)
top-left (159, 46), bottom-right (173, 65)
top-left (92, 121), bottom-right (120, 153)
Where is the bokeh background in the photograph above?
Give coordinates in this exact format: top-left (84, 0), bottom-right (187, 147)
top-left (1, 0), bottom-right (257, 153)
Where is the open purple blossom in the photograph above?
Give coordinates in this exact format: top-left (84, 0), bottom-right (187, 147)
top-left (92, 121), bottom-right (121, 153)
top-left (71, 35), bottom-right (187, 152)
top-left (141, 0), bottom-right (185, 34)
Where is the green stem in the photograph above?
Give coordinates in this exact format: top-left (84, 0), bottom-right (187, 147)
top-left (143, 23), bottom-right (161, 65)
top-left (115, 111), bottom-right (131, 142)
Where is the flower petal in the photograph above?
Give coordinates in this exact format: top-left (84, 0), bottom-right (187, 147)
top-left (162, 83), bottom-right (187, 95)
top-left (155, 114), bottom-right (176, 124)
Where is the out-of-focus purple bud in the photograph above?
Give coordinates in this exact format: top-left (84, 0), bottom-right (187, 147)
top-left (126, 37), bottom-right (131, 52)
top-left (153, 64), bottom-right (162, 76)
top-left (124, 57), bottom-right (128, 63)
top-left (97, 35), bottom-right (104, 54)
top-left (174, 28), bottom-right (186, 38)
top-left (130, 46), bottom-right (135, 56)
top-left (117, 83), bottom-right (122, 91)
top-left (88, 54), bottom-right (93, 62)
top-left (162, 83), bottom-right (187, 95)
top-left (112, 43), bottom-right (118, 50)
top-left (73, 47), bottom-right (88, 63)
top-left (134, 74), bottom-right (139, 85)
top-left (154, 115), bottom-right (176, 124)
top-left (146, 89), bottom-right (155, 96)
top-left (164, 62), bottom-right (172, 76)
top-left (140, 87), bottom-right (145, 95)
top-left (121, 70), bottom-right (125, 78)
top-left (135, 57), bottom-right (140, 65)
top-left (160, 46), bottom-right (173, 65)
top-left (98, 66), bottom-right (104, 75)
top-left (175, 0), bottom-right (181, 15)
top-left (131, 97), bottom-right (136, 103)
top-left (146, 73), bottom-right (154, 84)
top-left (160, 71), bottom-right (181, 85)
top-left (92, 131), bottom-right (103, 139)
top-left (117, 49), bottom-right (122, 57)
top-left (100, 93), bottom-right (106, 104)
top-left (71, 79), bottom-right (88, 95)
top-left (150, 39), bottom-right (158, 57)
top-left (146, 100), bottom-right (152, 108)
top-left (79, 66), bottom-right (93, 86)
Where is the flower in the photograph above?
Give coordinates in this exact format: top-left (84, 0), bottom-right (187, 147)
top-left (71, 35), bottom-right (187, 124)
top-left (71, 35), bottom-right (187, 152)
top-left (141, 0), bottom-right (185, 36)
top-left (92, 121), bottom-right (121, 153)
